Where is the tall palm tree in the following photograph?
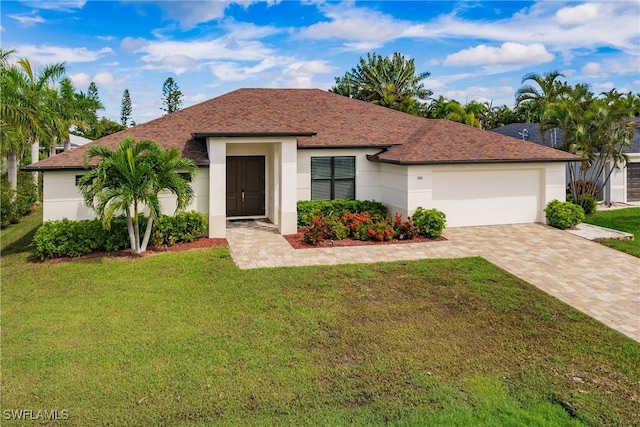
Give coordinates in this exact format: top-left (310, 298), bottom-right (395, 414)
top-left (0, 52), bottom-right (67, 188)
top-left (330, 52), bottom-right (432, 114)
top-left (543, 86), bottom-right (633, 204)
top-left (78, 137), bottom-right (196, 254)
top-left (515, 70), bottom-right (569, 122)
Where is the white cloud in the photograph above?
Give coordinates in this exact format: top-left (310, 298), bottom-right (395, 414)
top-left (13, 44), bottom-right (113, 63)
top-left (300, 4), bottom-right (403, 47)
top-left (156, 1), bottom-right (231, 29)
top-left (120, 37), bottom-right (149, 52)
top-left (555, 3), bottom-right (603, 28)
top-left (299, 1), bottom-right (639, 56)
top-left (8, 13), bottom-right (45, 27)
top-left (154, 1), bottom-right (279, 29)
top-left (189, 93), bottom-right (208, 103)
top-left (156, 55), bottom-right (200, 75)
top-left (581, 62), bottom-right (608, 78)
top-left (22, 1), bottom-right (86, 11)
top-left (444, 42), bottom-right (554, 67)
top-left (93, 72), bottom-right (115, 85)
top-left (281, 60), bottom-right (334, 88)
top-left (69, 72), bottom-right (90, 87)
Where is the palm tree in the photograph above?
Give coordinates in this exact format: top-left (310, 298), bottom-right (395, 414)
top-left (330, 52), bottom-right (432, 114)
top-left (78, 137), bottom-right (196, 254)
top-left (515, 70), bottom-right (569, 122)
top-left (0, 52), bottom-right (66, 188)
top-left (542, 86), bottom-right (633, 204)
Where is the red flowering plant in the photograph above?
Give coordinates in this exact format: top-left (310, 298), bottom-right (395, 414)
top-left (368, 217), bottom-right (395, 241)
top-left (303, 214), bottom-right (329, 245)
top-left (393, 214), bottom-right (418, 240)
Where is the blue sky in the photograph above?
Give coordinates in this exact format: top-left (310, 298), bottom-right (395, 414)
top-left (2, 0), bottom-right (639, 124)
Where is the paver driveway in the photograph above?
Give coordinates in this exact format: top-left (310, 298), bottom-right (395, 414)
top-left (227, 222), bottom-right (640, 342)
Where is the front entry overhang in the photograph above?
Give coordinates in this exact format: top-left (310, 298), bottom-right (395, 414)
top-left (203, 135), bottom-right (301, 238)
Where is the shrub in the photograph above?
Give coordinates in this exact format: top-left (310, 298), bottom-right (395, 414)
top-left (33, 211), bottom-right (209, 260)
top-left (1, 172), bottom-right (38, 228)
top-left (367, 218), bottom-right (395, 242)
top-left (545, 199), bottom-right (585, 229)
top-left (575, 194), bottom-right (598, 215)
top-left (393, 214), bottom-right (418, 240)
top-left (151, 211), bottom-right (208, 246)
top-left (412, 207), bottom-right (446, 238)
top-left (303, 214), bottom-right (329, 245)
top-left (1, 178), bottom-right (17, 228)
top-left (14, 172), bottom-right (38, 217)
top-left (297, 200), bottom-right (388, 227)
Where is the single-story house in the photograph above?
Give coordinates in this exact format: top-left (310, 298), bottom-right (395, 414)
top-left (24, 88), bottom-right (581, 238)
top-left (491, 122), bottom-right (640, 203)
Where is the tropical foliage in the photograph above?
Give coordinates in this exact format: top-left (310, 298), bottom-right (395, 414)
top-left (330, 52), bottom-right (432, 114)
top-left (516, 72), bottom-right (638, 204)
top-left (0, 49), bottom-right (67, 189)
top-left (77, 137), bottom-right (196, 254)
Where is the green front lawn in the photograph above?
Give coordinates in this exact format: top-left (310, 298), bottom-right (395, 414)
top-left (2, 209), bottom-right (639, 426)
top-left (584, 207), bottom-right (640, 257)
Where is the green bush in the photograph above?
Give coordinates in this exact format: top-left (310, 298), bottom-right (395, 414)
top-left (34, 211), bottom-right (209, 260)
top-left (1, 172), bottom-right (38, 228)
top-left (1, 178), bottom-right (17, 227)
top-left (545, 199), bottom-right (585, 229)
top-left (575, 194), bottom-right (598, 215)
top-left (15, 172), bottom-right (38, 217)
top-left (412, 207), bottom-right (446, 238)
top-left (297, 200), bottom-right (388, 227)
top-left (151, 211), bottom-right (208, 246)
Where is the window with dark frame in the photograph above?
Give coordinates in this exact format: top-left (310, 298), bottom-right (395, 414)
top-left (311, 156), bottom-right (355, 200)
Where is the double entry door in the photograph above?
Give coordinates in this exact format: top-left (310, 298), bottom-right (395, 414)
top-left (226, 156), bottom-right (265, 217)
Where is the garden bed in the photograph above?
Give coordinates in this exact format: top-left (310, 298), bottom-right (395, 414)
top-left (42, 237), bottom-right (227, 264)
top-left (284, 230), bottom-right (445, 249)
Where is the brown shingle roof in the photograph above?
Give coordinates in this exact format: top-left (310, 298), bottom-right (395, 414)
top-left (25, 88), bottom-right (580, 170)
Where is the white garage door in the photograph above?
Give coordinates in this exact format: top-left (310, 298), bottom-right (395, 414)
top-left (431, 169), bottom-right (542, 227)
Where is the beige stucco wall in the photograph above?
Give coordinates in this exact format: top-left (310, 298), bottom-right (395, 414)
top-left (42, 170), bottom-right (95, 221)
top-left (206, 136), bottom-right (298, 237)
top-left (42, 168), bottom-right (210, 222)
top-left (296, 148), bottom-right (381, 201)
top-left (371, 162), bottom-right (566, 227)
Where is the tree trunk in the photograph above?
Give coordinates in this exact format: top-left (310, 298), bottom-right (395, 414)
top-left (125, 212), bottom-right (138, 254)
top-left (7, 151), bottom-right (18, 191)
top-left (31, 140), bottom-right (40, 163)
top-left (31, 140), bottom-right (40, 199)
top-left (132, 207), bottom-right (141, 254)
top-left (139, 216), bottom-right (154, 253)
top-left (63, 136), bottom-right (71, 152)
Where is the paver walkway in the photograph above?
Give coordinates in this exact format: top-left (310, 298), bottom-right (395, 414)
top-left (226, 222), bottom-right (640, 342)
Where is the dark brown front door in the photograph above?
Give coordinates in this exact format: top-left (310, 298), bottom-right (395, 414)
top-left (226, 156), bottom-right (265, 216)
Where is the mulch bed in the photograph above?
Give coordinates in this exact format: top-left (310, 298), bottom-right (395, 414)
top-left (41, 238), bottom-right (228, 264)
top-left (283, 230), bottom-right (446, 249)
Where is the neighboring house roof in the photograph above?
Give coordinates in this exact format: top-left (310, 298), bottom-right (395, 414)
top-left (491, 120), bottom-right (640, 154)
top-left (68, 134), bottom-right (93, 148)
top-left (25, 88), bottom-right (580, 171)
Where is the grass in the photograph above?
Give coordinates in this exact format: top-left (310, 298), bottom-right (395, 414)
top-left (2, 209), bottom-right (640, 426)
top-left (583, 207), bottom-right (640, 257)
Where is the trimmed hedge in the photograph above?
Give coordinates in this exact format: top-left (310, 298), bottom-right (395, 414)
top-left (297, 200), bottom-right (388, 227)
top-left (34, 211), bottom-right (208, 260)
top-left (545, 199), bottom-right (585, 230)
